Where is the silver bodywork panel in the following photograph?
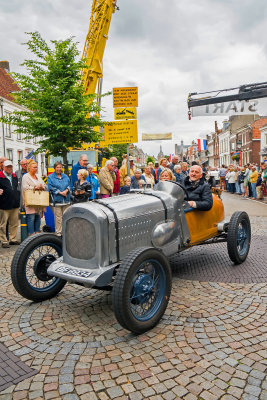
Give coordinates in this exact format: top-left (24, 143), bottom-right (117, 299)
top-left (48, 182), bottom-right (190, 287)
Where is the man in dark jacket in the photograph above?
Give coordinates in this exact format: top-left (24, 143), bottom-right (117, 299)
top-left (184, 165), bottom-right (213, 211)
top-left (0, 160), bottom-right (20, 247)
top-left (70, 154), bottom-right (89, 189)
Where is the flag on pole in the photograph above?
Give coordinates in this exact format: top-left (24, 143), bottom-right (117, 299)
top-left (25, 150), bottom-right (35, 160)
top-left (197, 139), bottom-right (207, 151)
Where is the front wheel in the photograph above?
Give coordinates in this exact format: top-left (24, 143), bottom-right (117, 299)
top-left (11, 233), bottom-right (66, 302)
top-left (227, 211), bottom-right (251, 264)
top-left (112, 247), bottom-right (172, 334)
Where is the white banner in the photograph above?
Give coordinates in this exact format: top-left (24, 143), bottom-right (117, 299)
top-left (142, 132), bottom-right (172, 141)
top-left (191, 100), bottom-right (259, 117)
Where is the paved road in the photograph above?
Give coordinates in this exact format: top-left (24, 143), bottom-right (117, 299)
top-left (0, 192), bottom-right (266, 400)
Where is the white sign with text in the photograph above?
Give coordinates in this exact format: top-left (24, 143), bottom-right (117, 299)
top-left (191, 100), bottom-right (259, 117)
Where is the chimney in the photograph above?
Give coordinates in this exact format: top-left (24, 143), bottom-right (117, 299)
top-left (0, 61), bottom-right (10, 72)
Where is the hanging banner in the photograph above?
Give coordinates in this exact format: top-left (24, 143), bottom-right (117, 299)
top-left (191, 100), bottom-right (259, 117)
top-left (142, 133), bottom-right (172, 141)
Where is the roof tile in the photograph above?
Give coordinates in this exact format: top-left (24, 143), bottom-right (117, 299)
top-left (0, 68), bottom-right (20, 101)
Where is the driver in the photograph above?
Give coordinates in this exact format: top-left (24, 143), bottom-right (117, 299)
top-left (183, 165), bottom-right (213, 211)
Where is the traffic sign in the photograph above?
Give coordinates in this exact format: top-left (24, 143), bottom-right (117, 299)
top-left (114, 107), bottom-right (137, 120)
top-left (104, 120), bottom-right (138, 144)
top-left (113, 87), bottom-right (138, 108)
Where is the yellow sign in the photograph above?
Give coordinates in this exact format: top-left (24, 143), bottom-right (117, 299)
top-left (114, 107), bottom-right (137, 120)
top-left (104, 120), bottom-right (138, 145)
top-left (113, 87), bottom-right (138, 108)
top-left (142, 132), bottom-right (172, 141)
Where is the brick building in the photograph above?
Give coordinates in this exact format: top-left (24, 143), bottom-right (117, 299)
top-left (0, 61), bottom-right (45, 174)
top-left (236, 117), bottom-right (267, 165)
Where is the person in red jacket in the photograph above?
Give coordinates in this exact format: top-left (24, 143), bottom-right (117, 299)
top-left (111, 157), bottom-right (120, 196)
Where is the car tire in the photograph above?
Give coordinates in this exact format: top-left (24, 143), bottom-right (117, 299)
top-left (112, 247), bottom-right (172, 334)
top-left (227, 211), bottom-right (251, 264)
top-left (11, 233), bottom-right (66, 302)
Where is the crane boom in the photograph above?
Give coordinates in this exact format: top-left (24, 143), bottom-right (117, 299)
top-left (188, 81), bottom-right (267, 109)
top-left (81, 0), bottom-right (118, 96)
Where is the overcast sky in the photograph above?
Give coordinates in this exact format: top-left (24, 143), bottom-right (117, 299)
top-left (1, 0), bottom-right (267, 157)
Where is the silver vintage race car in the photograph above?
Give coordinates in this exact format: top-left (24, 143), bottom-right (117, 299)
top-left (11, 181), bottom-right (251, 333)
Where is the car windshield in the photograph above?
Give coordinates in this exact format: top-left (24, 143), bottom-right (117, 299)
top-left (48, 151), bottom-right (97, 168)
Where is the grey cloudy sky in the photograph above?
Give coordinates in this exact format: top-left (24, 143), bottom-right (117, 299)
top-left (1, 0), bottom-right (267, 157)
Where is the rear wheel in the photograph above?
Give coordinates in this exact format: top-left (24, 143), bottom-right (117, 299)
top-left (227, 211), bottom-right (251, 264)
top-left (11, 233), bottom-right (66, 302)
top-left (112, 247), bottom-right (172, 334)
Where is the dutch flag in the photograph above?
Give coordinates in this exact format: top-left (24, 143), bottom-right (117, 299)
top-left (197, 139), bottom-right (207, 151)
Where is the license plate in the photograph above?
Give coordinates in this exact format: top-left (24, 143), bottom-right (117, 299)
top-left (56, 265), bottom-right (92, 279)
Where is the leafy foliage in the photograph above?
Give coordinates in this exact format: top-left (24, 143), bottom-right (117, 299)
top-left (108, 144), bottom-right (128, 167)
top-left (146, 156), bottom-right (155, 165)
top-left (2, 32), bottom-right (104, 174)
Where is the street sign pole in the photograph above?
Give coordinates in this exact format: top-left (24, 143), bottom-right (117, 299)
top-left (127, 143), bottom-right (130, 176)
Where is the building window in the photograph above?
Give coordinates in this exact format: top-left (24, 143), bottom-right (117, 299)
top-left (18, 150), bottom-right (23, 164)
top-left (17, 131), bottom-right (22, 140)
top-left (4, 112), bottom-right (12, 138)
top-left (6, 149), bottom-right (13, 162)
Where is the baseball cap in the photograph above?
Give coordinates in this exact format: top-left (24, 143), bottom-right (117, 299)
top-left (3, 160), bottom-right (13, 167)
top-left (129, 156), bottom-right (134, 161)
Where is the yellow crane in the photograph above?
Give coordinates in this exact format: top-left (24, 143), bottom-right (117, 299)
top-left (81, 0), bottom-right (118, 99)
top-left (47, 1), bottom-right (118, 174)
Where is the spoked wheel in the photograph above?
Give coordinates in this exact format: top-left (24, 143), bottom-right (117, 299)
top-left (11, 233), bottom-right (66, 302)
top-left (227, 211), bottom-right (251, 264)
top-left (112, 247), bottom-right (172, 334)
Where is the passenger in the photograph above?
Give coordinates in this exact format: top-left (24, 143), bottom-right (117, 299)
top-left (120, 176), bottom-right (131, 195)
top-left (183, 165), bottom-right (213, 211)
top-left (159, 168), bottom-right (175, 182)
top-left (72, 169), bottom-right (91, 203)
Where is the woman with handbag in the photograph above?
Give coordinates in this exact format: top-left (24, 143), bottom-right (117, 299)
top-left (21, 159), bottom-right (47, 236)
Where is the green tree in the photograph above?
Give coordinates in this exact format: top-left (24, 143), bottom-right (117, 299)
top-left (146, 156), bottom-right (155, 165)
top-left (109, 144), bottom-right (128, 167)
top-left (2, 32), bottom-right (103, 175)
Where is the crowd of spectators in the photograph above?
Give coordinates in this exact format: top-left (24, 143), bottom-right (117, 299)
top-left (218, 162), bottom-right (267, 200)
top-left (0, 153), bottom-right (266, 248)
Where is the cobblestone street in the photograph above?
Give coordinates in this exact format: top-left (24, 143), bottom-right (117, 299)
top-left (0, 192), bottom-right (266, 400)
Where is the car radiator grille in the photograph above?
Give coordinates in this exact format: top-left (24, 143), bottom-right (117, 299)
top-left (65, 218), bottom-right (96, 260)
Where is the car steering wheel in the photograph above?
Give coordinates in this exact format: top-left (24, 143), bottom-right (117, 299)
top-left (171, 180), bottom-right (189, 199)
